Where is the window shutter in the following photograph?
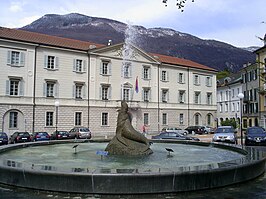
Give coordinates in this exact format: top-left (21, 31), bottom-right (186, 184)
top-left (149, 89), bottom-right (152, 101)
top-left (161, 90), bottom-right (163, 101)
top-left (19, 80), bottom-right (24, 96)
top-left (100, 62), bottom-right (103, 75)
top-left (209, 77), bottom-right (212, 86)
top-left (54, 83), bottom-right (58, 98)
top-left (183, 73), bottom-right (185, 83)
top-left (73, 59), bottom-right (76, 72)
top-left (44, 55), bottom-right (48, 68)
top-left (129, 64), bottom-right (132, 77)
top-left (121, 65), bottom-right (124, 77)
top-left (120, 85), bottom-right (123, 100)
top-left (6, 80), bottom-right (10, 95)
top-left (148, 68), bottom-right (151, 79)
top-left (141, 89), bottom-right (144, 100)
top-left (99, 86), bottom-right (102, 99)
top-left (167, 90), bottom-right (169, 102)
top-left (198, 76), bottom-right (201, 85)
top-left (55, 57), bottom-right (59, 69)
top-left (177, 73), bottom-right (180, 83)
top-left (7, 51), bottom-right (11, 64)
top-left (142, 67), bottom-right (144, 79)
top-left (130, 87), bottom-right (133, 100)
top-left (166, 71), bottom-right (169, 81)
top-left (83, 60), bottom-right (86, 72)
top-left (83, 85), bottom-right (86, 99)
top-left (108, 63), bottom-right (112, 75)
top-left (160, 71), bottom-right (162, 81)
top-left (72, 85), bottom-right (75, 98)
top-left (43, 83), bottom-right (47, 97)
top-left (108, 86), bottom-right (112, 99)
top-left (20, 52), bottom-right (25, 66)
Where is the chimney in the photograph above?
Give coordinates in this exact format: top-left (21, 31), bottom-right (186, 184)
top-left (107, 40), bottom-right (112, 46)
top-left (264, 34), bottom-right (266, 46)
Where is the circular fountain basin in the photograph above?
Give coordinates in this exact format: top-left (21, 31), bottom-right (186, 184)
top-left (0, 140), bottom-right (265, 194)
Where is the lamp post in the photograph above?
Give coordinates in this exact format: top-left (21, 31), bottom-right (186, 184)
top-left (55, 101), bottom-right (60, 133)
top-left (237, 93), bottom-right (244, 146)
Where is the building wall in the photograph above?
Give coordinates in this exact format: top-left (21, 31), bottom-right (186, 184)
top-left (0, 39), bottom-right (217, 137)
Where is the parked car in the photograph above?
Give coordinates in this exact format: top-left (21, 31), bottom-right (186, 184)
top-left (9, 132), bottom-right (31, 144)
top-left (69, 127), bottom-right (92, 139)
top-left (212, 126), bottom-right (237, 144)
top-left (51, 130), bottom-right (70, 140)
top-left (162, 127), bottom-right (188, 135)
top-left (203, 126), bottom-right (215, 134)
top-left (185, 126), bottom-right (206, 134)
top-left (0, 132), bottom-right (8, 145)
top-left (152, 132), bottom-right (200, 141)
top-left (31, 132), bottom-right (50, 141)
top-left (245, 127), bottom-right (266, 146)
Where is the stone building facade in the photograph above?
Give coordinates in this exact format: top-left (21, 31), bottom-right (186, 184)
top-left (0, 27), bottom-right (217, 137)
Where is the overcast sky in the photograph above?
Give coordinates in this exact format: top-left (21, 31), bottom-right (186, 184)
top-left (0, 0), bottom-right (265, 48)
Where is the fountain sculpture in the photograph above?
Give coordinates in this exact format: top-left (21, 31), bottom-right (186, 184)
top-left (105, 101), bottom-right (153, 155)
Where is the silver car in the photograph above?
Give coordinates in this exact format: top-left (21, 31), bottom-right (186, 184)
top-left (163, 127), bottom-right (188, 135)
top-left (212, 126), bottom-right (237, 144)
top-left (69, 127), bottom-right (92, 139)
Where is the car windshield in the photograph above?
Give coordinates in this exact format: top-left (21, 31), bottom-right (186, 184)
top-left (0, 133), bottom-right (7, 137)
top-left (247, 128), bottom-right (265, 134)
top-left (80, 128), bottom-right (89, 132)
top-left (18, 132), bottom-right (29, 136)
top-left (59, 131), bottom-right (68, 134)
top-left (37, 132), bottom-right (48, 136)
top-left (216, 128), bottom-right (234, 133)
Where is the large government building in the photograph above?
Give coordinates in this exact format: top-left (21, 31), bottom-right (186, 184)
top-left (0, 27), bottom-right (217, 137)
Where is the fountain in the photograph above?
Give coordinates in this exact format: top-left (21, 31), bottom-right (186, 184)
top-left (0, 102), bottom-right (265, 194)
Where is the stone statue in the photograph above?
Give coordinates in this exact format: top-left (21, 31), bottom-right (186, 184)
top-left (105, 101), bottom-right (153, 155)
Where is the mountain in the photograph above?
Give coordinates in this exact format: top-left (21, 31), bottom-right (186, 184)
top-left (20, 13), bottom-right (257, 72)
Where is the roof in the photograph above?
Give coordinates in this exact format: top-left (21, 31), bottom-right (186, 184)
top-left (150, 53), bottom-right (217, 72)
top-left (0, 27), bottom-right (104, 51)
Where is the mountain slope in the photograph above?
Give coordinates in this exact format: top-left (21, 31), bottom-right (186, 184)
top-left (21, 13), bottom-right (256, 72)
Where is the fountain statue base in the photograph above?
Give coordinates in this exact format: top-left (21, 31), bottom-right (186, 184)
top-left (105, 101), bottom-right (153, 155)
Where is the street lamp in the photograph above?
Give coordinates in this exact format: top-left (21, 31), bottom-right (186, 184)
top-left (237, 93), bottom-right (244, 146)
top-left (55, 101), bottom-right (60, 133)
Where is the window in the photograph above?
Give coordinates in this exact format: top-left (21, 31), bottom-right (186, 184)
top-left (207, 114), bottom-right (212, 126)
top-left (74, 83), bottom-right (84, 99)
top-left (178, 73), bottom-right (185, 83)
top-left (206, 76), bottom-right (212, 86)
top-left (9, 112), bottom-right (18, 128)
top-left (194, 75), bottom-right (200, 85)
top-left (232, 103), bottom-right (235, 112)
top-left (122, 83), bottom-right (133, 101)
top-left (122, 62), bottom-right (131, 78)
top-left (144, 113), bottom-right (149, 125)
top-left (195, 113), bottom-right (200, 125)
top-left (143, 88), bottom-right (151, 102)
top-left (44, 81), bottom-right (57, 98)
top-left (194, 92), bottom-right (201, 104)
top-left (179, 90), bottom-right (185, 103)
top-left (73, 59), bottom-right (86, 73)
top-left (225, 103), bottom-right (228, 112)
top-left (179, 113), bottom-right (184, 125)
top-left (102, 112), bottom-right (108, 126)
top-left (161, 70), bottom-right (168, 81)
top-left (220, 104), bottom-right (223, 112)
top-left (75, 112), bottom-right (82, 126)
top-left (100, 85), bottom-right (111, 100)
top-left (44, 55), bottom-right (58, 70)
top-left (162, 89), bottom-right (169, 102)
top-left (101, 60), bottom-right (111, 75)
top-left (232, 89), bottom-right (235, 98)
top-left (143, 66), bottom-right (151, 80)
top-left (162, 113), bottom-right (167, 125)
top-left (220, 92), bottom-right (223, 102)
top-left (6, 78), bottom-right (24, 96)
top-left (207, 93), bottom-right (212, 105)
top-left (46, 112), bottom-right (53, 126)
top-left (7, 50), bottom-right (25, 66)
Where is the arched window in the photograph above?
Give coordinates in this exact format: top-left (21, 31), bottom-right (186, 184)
top-left (195, 113), bottom-right (201, 125)
top-left (207, 114), bottom-right (212, 126)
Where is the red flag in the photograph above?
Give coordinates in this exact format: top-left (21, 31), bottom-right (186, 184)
top-left (135, 76), bottom-right (139, 93)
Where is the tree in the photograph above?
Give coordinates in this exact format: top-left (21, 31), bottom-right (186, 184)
top-left (162, 0), bottom-right (195, 11)
top-left (221, 119), bottom-right (237, 129)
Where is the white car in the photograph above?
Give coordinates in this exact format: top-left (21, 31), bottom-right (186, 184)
top-left (163, 127), bottom-right (188, 135)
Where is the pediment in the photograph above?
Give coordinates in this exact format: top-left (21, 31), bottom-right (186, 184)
top-left (90, 43), bottom-right (159, 64)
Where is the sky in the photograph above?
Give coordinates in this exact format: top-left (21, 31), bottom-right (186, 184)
top-left (0, 0), bottom-right (265, 48)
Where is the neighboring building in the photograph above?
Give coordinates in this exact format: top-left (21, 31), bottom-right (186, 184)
top-left (240, 63), bottom-right (260, 128)
top-left (254, 45), bottom-right (266, 128)
top-left (0, 27), bottom-right (217, 137)
top-left (216, 74), bottom-right (242, 127)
